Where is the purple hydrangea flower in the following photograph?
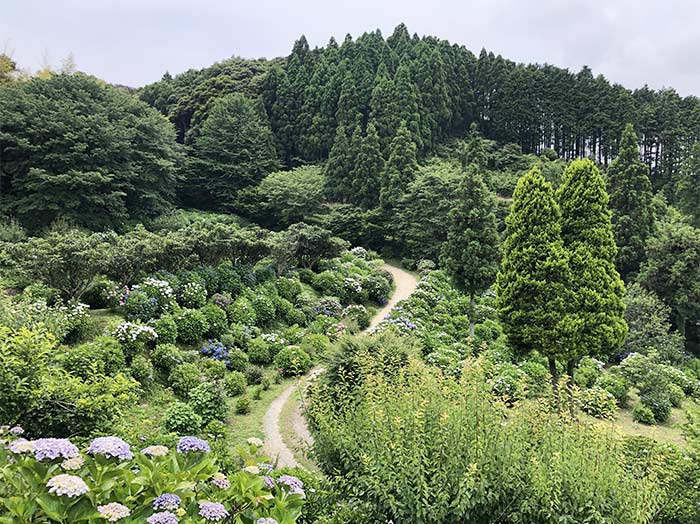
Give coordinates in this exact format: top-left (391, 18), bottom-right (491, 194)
top-left (153, 493), bottom-right (181, 511)
top-left (9, 426), bottom-right (24, 436)
top-left (198, 501), bottom-right (229, 521)
top-left (277, 474), bottom-right (305, 497)
top-left (263, 476), bottom-right (275, 489)
top-left (32, 438), bottom-right (79, 461)
top-left (210, 473), bottom-right (230, 489)
top-left (147, 512), bottom-right (179, 524)
top-left (176, 436), bottom-right (210, 454)
top-left (257, 519), bottom-right (278, 524)
top-left (87, 436), bottom-right (133, 460)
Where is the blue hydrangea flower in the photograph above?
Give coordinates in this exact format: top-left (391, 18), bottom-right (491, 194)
top-left (153, 493), bottom-right (181, 511)
top-left (87, 436), bottom-right (133, 461)
top-left (176, 436), bottom-right (210, 454)
top-left (263, 476), bottom-right (275, 489)
top-left (277, 474), bottom-right (305, 497)
top-left (32, 438), bottom-right (79, 461)
top-left (146, 512), bottom-right (179, 524)
top-left (198, 501), bottom-right (229, 521)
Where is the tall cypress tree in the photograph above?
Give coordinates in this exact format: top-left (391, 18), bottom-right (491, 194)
top-left (351, 122), bottom-right (384, 209)
top-left (380, 121), bottom-right (418, 211)
top-left (607, 124), bottom-right (654, 279)
top-left (496, 166), bottom-right (571, 410)
top-left (556, 159), bottom-right (627, 404)
top-left (677, 142), bottom-right (700, 226)
top-left (394, 62), bottom-right (422, 152)
top-left (335, 70), bottom-right (362, 131)
top-left (460, 123), bottom-right (487, 169)
top-left (440, 165), bottom-right (501, 336)
top-left (369, 63), bottom-right (399, 153)
top-left (324, 124), bottom-right (351, 202)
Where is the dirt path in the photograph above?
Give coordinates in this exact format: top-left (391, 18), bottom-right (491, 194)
top-left (261, 262), bottom-right (419, 468)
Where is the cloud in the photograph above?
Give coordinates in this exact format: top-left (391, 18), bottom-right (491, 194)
top-left (2, 0), bottom-right (699, 95)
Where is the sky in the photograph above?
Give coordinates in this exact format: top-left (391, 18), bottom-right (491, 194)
top-left (2, 0), bottom-right (700, 95)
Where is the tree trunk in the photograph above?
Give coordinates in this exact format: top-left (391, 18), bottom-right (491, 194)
top-left (548, 357), bottom-right (561, 413)
top-left (566, 359), bottom-right (576, 419)
top-left (469, 294), bottom-right (475, 339)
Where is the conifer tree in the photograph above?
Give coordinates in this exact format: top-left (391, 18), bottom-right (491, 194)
top-left (369, 63), bottom-right (399, 152)
top-left (440, 165), bottom-right (501, 336)
top-left (351, 122), bottom-right (384, 209)
top-left (393, 62), bottom-right (422, 151)
top-left (677, 142), bottom-right (700, 226)
top-left (496, 166), bottom-right (571, 410)
top-left (460, 123), bottom-right (487, 169)
top-left (380, 121), bottom-right (418, 211)
top-left (324, 124), bottom-right (352, 202)
top-left (607, 124), bottom-right (654, 279)
top-left (335, 70), bottom-right (362, 130)
top-left (556, 159), bottom-right (627, 405)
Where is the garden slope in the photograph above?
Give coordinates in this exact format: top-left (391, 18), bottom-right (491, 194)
top-left (262, 262), bottom-right (419, 468)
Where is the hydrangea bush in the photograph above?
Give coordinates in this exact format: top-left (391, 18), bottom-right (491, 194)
top-left (0, 431), bottom-right (304, 524)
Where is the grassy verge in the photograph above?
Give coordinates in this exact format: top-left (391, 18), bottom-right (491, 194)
top-left (279, 383), bottom-right (321, 472)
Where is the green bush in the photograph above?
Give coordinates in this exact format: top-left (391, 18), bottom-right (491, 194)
top-left (168, 362), bottom-right (201, 397)
top-left (574, 357), bottom-right (603, 389)
top-left (597, 374), bottom-right (629, 406)
top-left (201, 304), bottom-right (228, 338)
top-left (251, 292), bottom-right (276, 326)
top-left (62, 336), bottom-right (126, 379)
top-left (578, 386), bottom-right (617, 419)
top-left (224, 371), bottom-right (247, 397)
top-left (130, 354), bottom-right (154, 386)
top-left (244, 365), bottom-right (265, 385)
top-left (640, 391), bottom-right (672, 423)
top-left (248, 337), bottom-right (272, 365)
top-left (151, 343), bottom-right (184, 375)
top-left (275, 346), bottom-right (312, 377)
top-left (177, 280), bottom-right (207, 308)
top-left (519, 360), bottom-right (550, 399)
top-left (235, 395), bottom-right (251, 415)
top-left (228, 297), bottom-right (257, 325)
top-left (490, 363), bottom-right (526, 403)
top-left (277, 276), bottom-right (302, 301)
top-left (162, 401), bottom-right (202, 434)
top-left (152, 314), bottom-right (178, 344)
top-left (188, 381), bottom-right (228, 424)
top-left (633, 404), bottom-right (656, 424)
top-left (123, 289), bottom-right (159, 321)
top-left (201, 357), bottom-right (228, 380)
top-left (175, 309), bottom-right (209, 345)
top-left (300, 333), bottom-right (332, 359)
top-left (667, 382), bottom-right (685, 408)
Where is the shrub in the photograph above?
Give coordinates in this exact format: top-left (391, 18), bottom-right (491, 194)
top-left (112, 322), bottom-right (158, 361)
top-left (574, 357), bottom-right (603, 389)
top-left (250, 293), bottom-right (276, 326)
top-left (313, 271), bottom-right (345, 298)
top-left (248, 337), bottom-right (272, 365)
top-left (201, 358), bottom-right (227, 381)
top-left (668, 382), bottom-right (685, 408)
top-left (490, 363), bottom-right (526, 403)
top-left (188, 381), bottom-right (228, 424)
top-left (169, 363), bottom-right (202, 397)
top-left (235, 395), bottom-right (251, 414)
top-left (175, 309), bottom-right (209, 345)
top-left (244, 365), bottom-right (265, 385)
top-left (201, 304), bottom-right (228, 338)
top-left (342, 304), bottom-right (370, 330)
top-left (278, 298), bottom-right (308, 326)
top-left (162, 401), bottom-right (202, 434)
top-left (178, 281), bottom-right (207, 308)
top-left (152, 314), bottom-right (178, 344)
top-left (277, 276), bottom-right (303, 301)
top-left (228, 297), bottom-right (257, 325)
top-left (133, 278), bottom-right (176, 316)
top-left (597, 374), bottom-right (629, 406)
top-left (314, 296), bottom-right (343, 317)
top-left (227, 348), bottom-right (249, 372)
top-left (300, 333), bottom-right (331, 359)
top-left (633, 404), bottom-right (656, 424)
top-left (62, 336), bottom-right (125, 379)
top-left (81, 276), bottom-right (118, 309)
top-left (224, 371), bottom-right (247, 397)
top-left (221, 323), bottom-right (253, 351)
top-left (416, 259), bottom-right (436, 274)
top-left (122, 289), bottom-right (159, 321)
top-left (519, 360), bottom-right (550, 399)
top-left (210, 292), bottom-right (233, 310)
top-left (578, 386), bottom-right (617, 419)
top-left (275, 346), bottom-right (312, 377)
top-left (151, 343), bottom-right (184, 375)
top-left (640, 391), bottom-right (672, 423)
top-left (130, 354), bottom-right (155, 386)
top-left (425, 347), bottom-right (463, 377)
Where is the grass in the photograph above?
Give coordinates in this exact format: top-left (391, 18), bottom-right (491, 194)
top-left (279, 381), bottom-right (321, 472)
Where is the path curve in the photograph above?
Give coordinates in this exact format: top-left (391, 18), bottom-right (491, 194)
top-left (261, 262), bottom-right (419, 468)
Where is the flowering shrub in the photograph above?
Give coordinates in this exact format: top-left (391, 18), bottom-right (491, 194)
top-left (0, 432), bottom-right (304, 523)
top-left (174, 309), bottom-right (209, 345)
top-left (342, 304), bottom-right (370, 330)
top-left (274, 346), bottom-right (311, 377)
top-left (578, 386), bottom-right (618, 419)
top-left (0, 297), bottom-right (91, 343)
top-left (177, 281), bottom-right (207, 309)
top-left (326, 322), bottom-right (347, 341)
top-left (123, 278), bottom-right (176, 321)
top-left (201, 340), bottom-right (230, 364)
top-left (313, 297), bottom-right (343, 318)
top-left (113, 321), bottom-right (158, 359)
top-left (152, 315), bottom-right (178, 345)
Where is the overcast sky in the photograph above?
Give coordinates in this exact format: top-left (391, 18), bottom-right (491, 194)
top-left (2, 0), bottom-right (699, 95)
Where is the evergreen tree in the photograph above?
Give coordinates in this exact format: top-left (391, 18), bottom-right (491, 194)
top-left (496, 166), bottom-right (571, 410)
top-left (380, 121), bottom-right (418, 211)
top-left (324, 124), bottom-right (352, 202)
top-left (351, 122), bottom-right (384, 209)
top-left (369, 63), bottom-right (399, 153)
top-left (677, 142), bottom-right (700, 226)
top-left (556, 159), bottom-right (626, 401)
top-left (607, 124), bottom-right (654, 279)
top-left (186, 94), bottom-right (278, 210)
top-left (460, 123), bottom-right (487, 168)
top-left (335, 69), bottom-right (362, 130)
top-left (393, 62), bottom-right (422, 151)
top-left (440, 165), bottom-right (501, 336)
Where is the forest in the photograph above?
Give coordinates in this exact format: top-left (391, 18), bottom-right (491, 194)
top-left (1, 22), bottom-right (700, 524)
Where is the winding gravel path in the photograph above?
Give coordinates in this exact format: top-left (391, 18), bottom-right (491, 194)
top-left (261, 262), bottom-right (419, 468)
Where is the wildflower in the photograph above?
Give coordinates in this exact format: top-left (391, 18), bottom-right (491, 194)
top-left (141, 445), bottom-right (169, 457)
top-left (247, 437), bottom-right (264, 447)
top-left (198, 501), bottom-right (229, 521)
top-left (7, 438), bottom-right (33, 454)
top-left (147, 512), bottom-right (179, 524)
top-left (243, 465), bottom-right (260, 475)
top-left (176, 436), bottom-right (210, 454)
top-left (32, 438), bottom-right (79, 461)
top-left (61, 455), bottom-right (85, 470)
top-left (210, 473), bottom-right (230, 489)
top-left (88, 436), bottom-right (133, 461)
top-left (97, 502), bottom-right (130, 522)
top-left (153, 493), bottom-right (181, 511)
top-left (47, 474), bottom-right (89, 497)
top-left (9, 426), bottom-right (24, 436)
